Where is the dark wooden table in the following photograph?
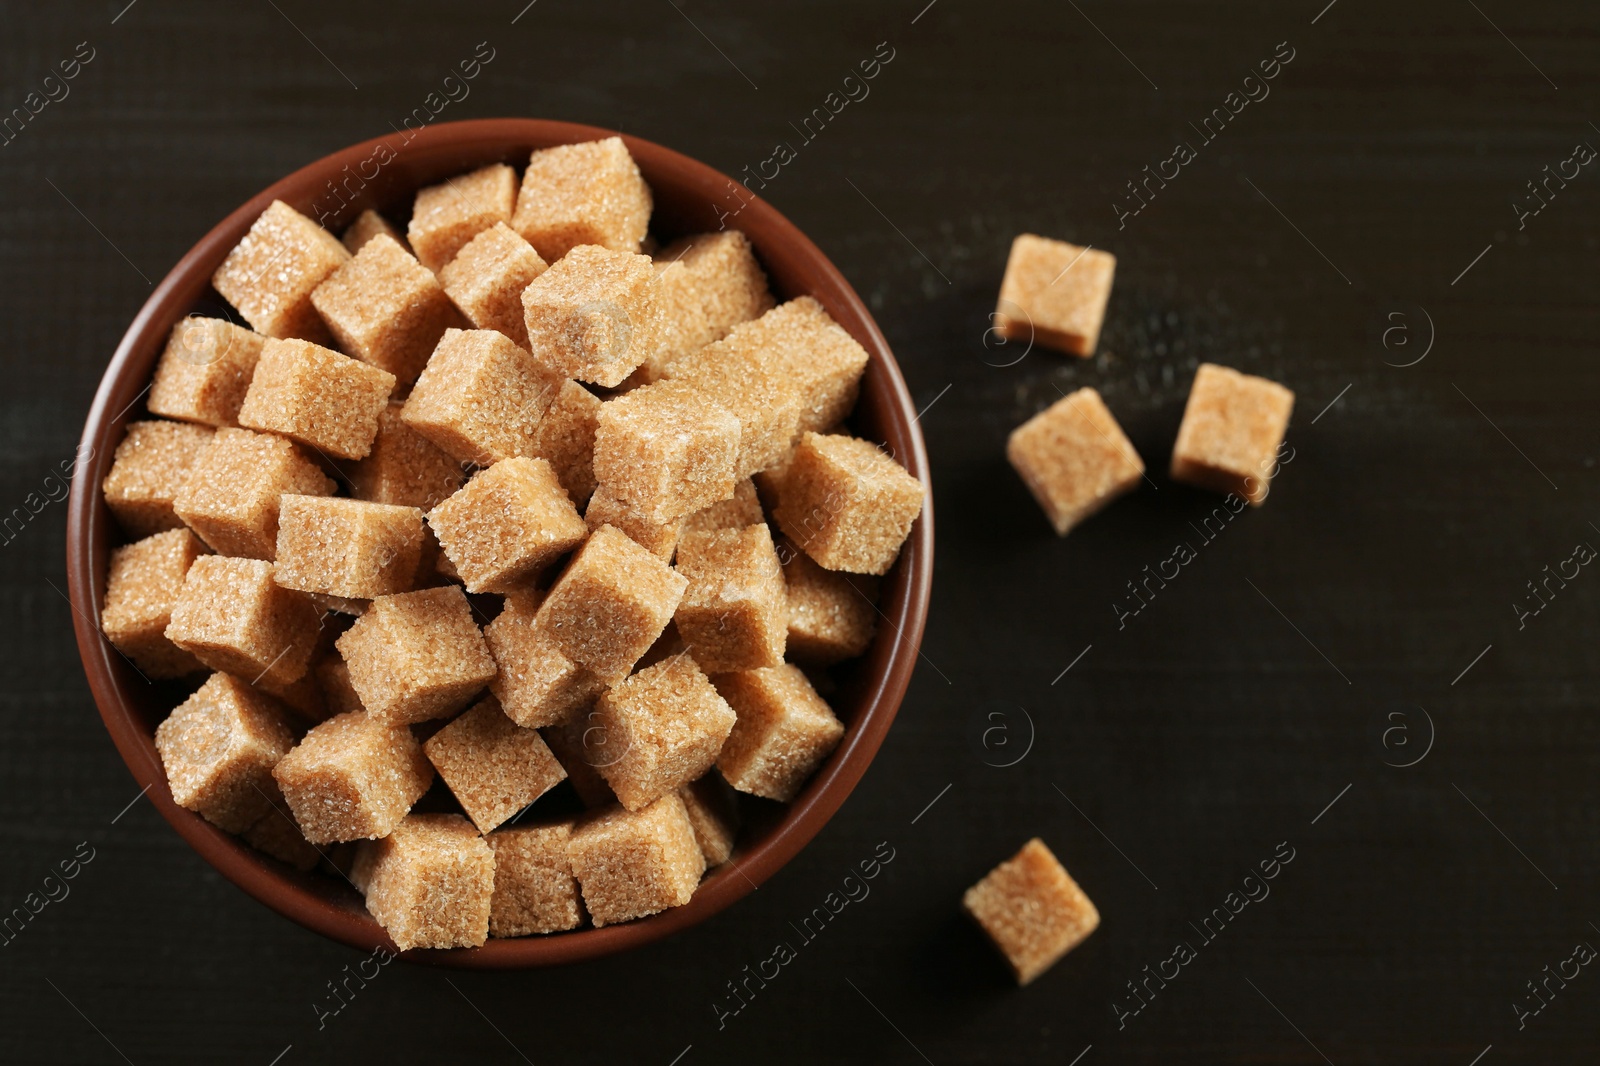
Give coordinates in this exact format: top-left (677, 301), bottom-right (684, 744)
top-left (3, 1), bottom-right (1597, 1062)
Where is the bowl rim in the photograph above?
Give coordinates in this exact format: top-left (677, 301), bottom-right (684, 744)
top-left (65, 117), bottom-right (933, 968)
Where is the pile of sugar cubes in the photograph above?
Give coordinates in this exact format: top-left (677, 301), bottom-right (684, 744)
top-left (957, 237), bottom-right (1295, 986)
top-left (98, 136), bottom-right (925, 950)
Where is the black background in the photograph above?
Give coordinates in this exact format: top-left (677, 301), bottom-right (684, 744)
top-left (4, 1), bottom-right (1598, 1063)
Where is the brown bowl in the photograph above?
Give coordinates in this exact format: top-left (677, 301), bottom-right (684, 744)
top-left (65, 119), bottom-right (933, 967)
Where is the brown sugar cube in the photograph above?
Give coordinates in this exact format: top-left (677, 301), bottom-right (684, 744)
top-left (714, 664), bottom-right (844, 802)
top-left (439, 222), bottom-right (549, 350)
top-left (488, 819), bottom-right (584, 936)
top-left (775, 433), bottom-right (925, 576)
top-left (274, 495), bottom-right (424, 599)
top-left (348, 401), bottom-right (464, 510)
top-left (540, 716), bottom-right (617, 807)
top-left (536, 525), bottom-right (687, 681)
top-left (780, 539), bottom-right (878, 666)
top-left (352, 812), bottom-right (494, 950)
top-left (665, 332), bottom-right (802, 479)
top-left (529, 379), bottom-right (601, 506)
top-left (590, 654), bottom-right (737, 811)
top-left (341, 208), bottom-right (404, 255)
top-left (101, 420), bottom-right (213, 537)
top-left (100, 528), bottom-right (210, 678)
top-left (272, 710), bottom-right (433, 843)
top-left (674, 524), bottom-right (787, 673)
top-left (315, 654), bottom-right (364, 716)
top-left (511, 137), bottom-right (652, 263)
top-left (566, 793), bottom-right (705, 927)
top-left (1170, 363), bottom-right (1295, 505)
top-left (1007, 387), bottom-right (1145, 535)
top-left (336, 586), bottom-right (496, 723)
top-left (679, 773), bottom-right (740, 867)
top-left (212, 200), bottom-right (350, 343)
top-left (154, 672), bottom-right (296, 832)
top-left (746, 297), bottom-right (870, 433)
top-left (173, 427), bottom-right (335, 560)
top-left (427, 457), bottom-right (587, 593)
top-left (406, 163), bottom-right (517, 273)
top-left (583, 488), bottom-right (684, 563)
top-left (522, 244), bottom-right (663, 388)
top-left (164, 555), bottom-right (321, 687)
top-left (146, 317), bottom-right (267, 428)
top-left (243, 802), bottom-right (322, 871)
top-left (484, 591), bottom-right (605, 729)
top-left (423, 696), bottom-right (567, 833)
top-left (593, 379), bottom-right (740, 523)
top-left (402, 329), bottom-right (564, 467)
top-left (656, 230), bottom-right (775, 339)
top-left (309, 233), bottom-right (463, 386)
top-left (684, 477), bottom-right (763, 534)
top-left (257, 668), bottom-right (329, 726)
top-left (621, 254), bottom-right (716, 386)
top-left (237, 338), bottom-right (395, 461)
top-left (995, 234), bottom-right (1117, 358)
top-left (962, 838), bottom-right (1100, 985)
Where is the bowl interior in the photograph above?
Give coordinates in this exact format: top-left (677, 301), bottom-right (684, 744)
top-left (66, 119), bottom-right (932, 967)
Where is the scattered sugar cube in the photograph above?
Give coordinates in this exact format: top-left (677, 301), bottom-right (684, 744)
top-left (427, 457), bottom-right (587, 593)
top-left (714, 664), bottom-right (844, 802)
top-left (1170, 363), bottom-right (1294, 505)
top-left (488, 819), bottom-right (584, 936)
top-left (242, 801), bottom-right (323, 871)
top-left (633, 252), bottom-right (715, 384)
top-left (536, 525), bottom-right (687, 681)
top-left (274, 495), bottom-right (425, 599)
top-left (593, 379), bottom-right (740, 523)
top-left (511, 137), bottom-right (652, 262)
top-left (679, 773), bottom-right (740, 867)
top-left (348, 401), bottom-right (464, 510)
top-left (746, 297), bottom-right (870, 433)
top-left (439, 221), bottom-right (548, 350)
top-left (1006, 387), bottom-right (1145, 535)
top-left (236, 337), bottom-right (395, 461)
top-left (567, 793), bottom-right (705, 927)
top-left (164, 555), bottom-right (322, 688)
top-left (665, 328), bottom-right (802, 478)
top-left (995, 234), bottom-right (1117, 358)
top-left (402, 328), bottom-right (564, 467)
top-left (272, 710), bottom-right (433, 843)
top-left (779, 537), bottom-right (878, 666)
top-left (529, 379), bottom-right (601, 506)
top-left (423, 696), bottom-right (568, 833)
top-left (407, 163), bottom-right (517, 273)
top-left (540, 716), bottom-right (617, 807)
top-left (173, 427), bottom-right (335, 560)
top-left (674, 524), bottom-right (787, 673)
top-left (590, 653), bottom-right (737, 811)
top-left (353, 812), bottom-right (494, 950)
top-left (314, 654), bottom-right (364, 716)
top-left (776, 432), bottom-right (925, 575)
top-left (309, 233), bottom-right (463, 385)
top-left (336, 586), bottom-right (497, 723)
top-left (655, 230), bottom-right (775, 339)
top-left (963, 838), bottom-right (1100, 985)
top-left (584, 487), bottom-right (684, 563)
top-left (683, 477), bottom-right (763, 534)
top-left (212, 200), bottom-right (350, 343)
top-left (146, 317), bottom-right (266, 428)
top-left (341, 208), bottom-right (404, 255)
top-left (100, 528), bottom-right (210, 678)
top-left (522, 244), bottom-right (663, 388)
top-left (155, 672), bottom-right (296, 832)
top-left (484, 591), bottom-right (605, 729)
top-left (102, 419), bottom-right (213, 537)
